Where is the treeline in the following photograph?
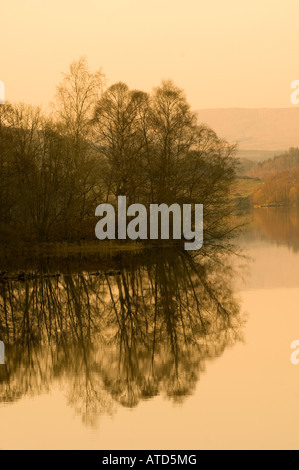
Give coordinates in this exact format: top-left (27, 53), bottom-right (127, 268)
top-left (237, 158), bottom-right (257, 177)
top-left (252, 168), bottom-right (299, 206)
top-left (247, 147), bottom-right (299, 179)
top-left (0, 58), bottom-right (237, 244)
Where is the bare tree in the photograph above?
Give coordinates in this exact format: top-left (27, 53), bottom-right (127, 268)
top-left (53, 58), bottom-right (106, 235)
top-left (93, 83), bottom-right (149, 203)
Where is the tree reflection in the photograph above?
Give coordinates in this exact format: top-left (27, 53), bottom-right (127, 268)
top-left (0, 250), bottom-right (243, 426)
top-left (249, 207), bottom-right (299, 253)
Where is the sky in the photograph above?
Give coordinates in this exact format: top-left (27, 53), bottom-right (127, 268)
top-left (1, 0), bottom-right (299, 110)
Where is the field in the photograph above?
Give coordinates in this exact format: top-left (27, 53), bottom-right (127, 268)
top-left (232, 177), bottom-right (264, 199)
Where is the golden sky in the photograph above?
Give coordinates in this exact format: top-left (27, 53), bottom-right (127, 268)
top-left (1, 0), bottom-right (299, 109)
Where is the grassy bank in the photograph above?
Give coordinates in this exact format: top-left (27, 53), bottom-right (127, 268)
top-left (0, 239), bottom-right (186, 263)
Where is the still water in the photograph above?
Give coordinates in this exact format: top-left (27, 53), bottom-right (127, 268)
top-left (0, 207), bottom-right (299, 450)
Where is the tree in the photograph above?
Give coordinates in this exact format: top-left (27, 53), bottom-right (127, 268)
top-left (148, 80), bottom-right (197, 203)
top-left (0, 104), bottom-right (16, 226)
top-left (93, 82), bottom-right (149, 203)
top-left (54, 57), bottom-right (105, 142)
top-left (0, 59), bottom-right (238, 247)
top-left (53, 58), bottom-right (106, 236)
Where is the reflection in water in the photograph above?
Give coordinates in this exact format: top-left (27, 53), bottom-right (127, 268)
top-left (0, 250), bottom-right (243, 426)
top-left (250, 207), bottom-right (299, 252)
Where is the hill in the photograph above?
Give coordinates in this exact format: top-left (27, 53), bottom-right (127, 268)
top-left (233, 148), bottom-right (299, 207)
top-left (196, 108), bottom-right (299, 157)
top-left (247, 148), bottom-right (299, 179)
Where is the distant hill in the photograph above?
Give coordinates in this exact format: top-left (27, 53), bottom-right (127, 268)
top-left (196, 108), bottom-right (299, 160)
top-left (236, 149), bottom-right (280, 162)
top-left (247, 148), bottom-right (299, 179)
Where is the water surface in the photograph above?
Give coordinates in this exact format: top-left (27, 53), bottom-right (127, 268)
top-left (1, 207), bottom-right (299, 450)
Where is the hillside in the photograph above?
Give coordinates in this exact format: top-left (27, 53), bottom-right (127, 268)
top-left (233, 148), bottom-right (299, 207)
top-left (196, 108), bottom-right (299, 157)
top-left (252, 168), bottom-right (299, 206)
top-left (247, 148), bottom-right (299, 179)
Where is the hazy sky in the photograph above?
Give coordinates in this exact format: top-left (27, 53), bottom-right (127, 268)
top-left (1, 0), bottom-right (299, 110)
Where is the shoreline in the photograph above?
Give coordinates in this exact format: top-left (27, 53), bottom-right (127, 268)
top-left (0, 240), bottom-right (185, 262)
